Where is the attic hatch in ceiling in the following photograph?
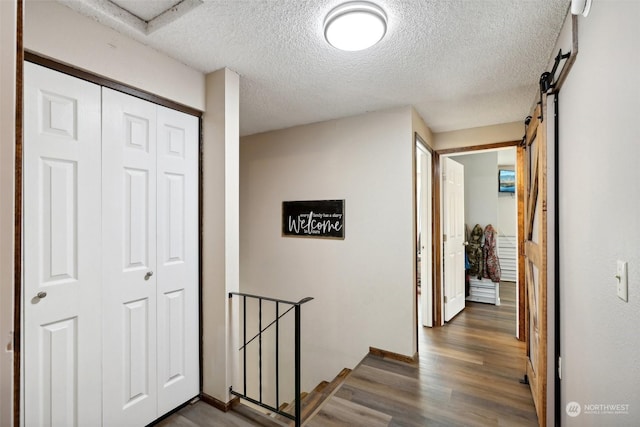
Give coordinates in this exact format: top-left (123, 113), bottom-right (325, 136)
top-left (105, 0), bottom-right (203, 34)
top-left (111, 0), bottom-right (182, 21)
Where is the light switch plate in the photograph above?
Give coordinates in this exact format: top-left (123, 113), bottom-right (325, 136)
top-left (617, 260), bottom-right (628, 302)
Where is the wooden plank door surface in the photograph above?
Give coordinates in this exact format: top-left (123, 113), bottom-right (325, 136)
top-left (523, 104), bottom-right (548, 425)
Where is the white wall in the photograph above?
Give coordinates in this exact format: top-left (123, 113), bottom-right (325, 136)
top-left (451, 151), bottom-right (499, 230)
top-left (449, 149), bottom-right (516, 237)
top-left (412, 106), bottom-right (434, 149)
top-left (240, 107), bottom-right (416, 391)
top-left (433, 122), bottom-right (522, 151)
top-left (202, 68), bottom-right (241, 403)
top-left (497, 150), bottom-right (517, 236)
top-left (24, 0), bottom-right (205, 111)
top-left (558, 3), bottom-right (640, 425)
top-left (497, 193), bottom-right (517, 236)
top-left (0, 2), bottom-right (16, 425)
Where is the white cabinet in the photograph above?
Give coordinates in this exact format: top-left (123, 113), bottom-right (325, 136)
top-left (467, 278), bottom-right (500, 305)
top-left (498, 235), bottom-right (517, 282)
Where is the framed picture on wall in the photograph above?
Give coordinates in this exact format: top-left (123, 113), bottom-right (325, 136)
top-left (498, 169), bottom-right (515, 193)
top-left (282, 199), bottom-right (345, 239)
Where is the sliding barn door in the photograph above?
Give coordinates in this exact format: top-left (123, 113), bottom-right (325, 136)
top-left (23, 62), bottom-right (102, 426)
top-left (522, 104), bottom-right (547, 425)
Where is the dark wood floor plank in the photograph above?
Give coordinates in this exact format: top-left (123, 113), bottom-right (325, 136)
top-left (156, 400), bottom-right (268, 427)
top-left (155, 413), bottom-right (200, 427)
top-left (306, 396), bottom-right (392, 427)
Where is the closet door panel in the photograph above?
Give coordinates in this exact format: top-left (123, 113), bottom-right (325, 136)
top-left (25, 65), bottom-right (200, 426)
top-left (23, 63), bottom-right (102, 427)
top-left (156, 106), bottom-right (199, 415)
top-left (102, 88), bottom-right (158, 427)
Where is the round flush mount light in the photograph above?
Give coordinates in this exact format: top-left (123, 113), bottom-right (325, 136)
top-left (571, 0), bottom-right (593, 17)
top-left (324, 1), bottom-right (387, 51)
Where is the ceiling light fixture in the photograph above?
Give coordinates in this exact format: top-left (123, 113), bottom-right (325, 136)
top-left (571, 0), bottom-right (593, 17)
top-left (324, 1), bottom-right (387, 51)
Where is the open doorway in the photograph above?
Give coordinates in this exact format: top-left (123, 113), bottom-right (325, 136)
top-left (415, 135), bottom-right (433, 328)
top-left (440, 147), bottom-right (519, 336)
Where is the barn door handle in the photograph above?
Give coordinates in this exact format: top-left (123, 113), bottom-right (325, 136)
top-left (36, 291), bottom-right (47, 299)
top-left (144, 271), bottom-right (154, 281)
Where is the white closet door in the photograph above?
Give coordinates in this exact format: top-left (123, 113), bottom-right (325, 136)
top-left (102, 88), bottom-right (158, 427)
top-left (23, 62), bottom-right (102, 427)
top-left (156, 106), bottom-right (199, 414)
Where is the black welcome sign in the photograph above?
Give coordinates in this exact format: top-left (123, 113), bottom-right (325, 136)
top-left (282, 200), bottom-right (345, 239)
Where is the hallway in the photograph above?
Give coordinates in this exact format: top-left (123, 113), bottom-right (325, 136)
top-left (308, 281), bottom-right (537, 426)
top-left (159, 282), bottom-right (537, 426)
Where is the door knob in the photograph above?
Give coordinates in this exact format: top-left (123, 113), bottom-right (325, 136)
top-left (144, 271), bottom-right (154, 281)
top-left (36, 291), bottom-right (47, 299)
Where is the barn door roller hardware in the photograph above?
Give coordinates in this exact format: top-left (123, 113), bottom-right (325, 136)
top-left (542, 49), bottom-right (572, 93)
top-left (520, 115), bottom-right (532, 147)
top-left (537, 49), bottom-right (572, 121)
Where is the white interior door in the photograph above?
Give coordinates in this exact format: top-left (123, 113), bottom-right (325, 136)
top-left (102, 88), bottom-right (158, 427)
top-left (443, 157), bottom-right (465, 322)
top-left (416, 144), bottom-right (432, 327)
top-left (23, 62), bottom-right (102, 426)
top-left (156, 106), bottom-right (199, 413)
top-left (24, 65), bottom-right (199, 427)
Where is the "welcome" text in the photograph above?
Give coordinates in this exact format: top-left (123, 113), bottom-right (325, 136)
top-left (287, 211), bottom-right (343, 235)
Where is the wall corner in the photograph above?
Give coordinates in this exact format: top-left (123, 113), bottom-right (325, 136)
top-left (201, 67), bottom-right (240, 403)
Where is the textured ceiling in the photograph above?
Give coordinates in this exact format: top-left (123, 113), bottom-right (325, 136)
top-left (110, 0), bottom-right (182, 21)
top-left (57, 0), bottom-right (569, 136)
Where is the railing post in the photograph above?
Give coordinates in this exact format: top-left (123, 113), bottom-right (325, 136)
top-left (243, 295), bottom-right (247, 396)
top-left (259, 298), bottom-right (263, 404)
top-left (275, 301), bottom-right (280, 411)
top-left (228, 292), bottom-right (311, 424)
top-left (294, 303), bottom-right (301, 427)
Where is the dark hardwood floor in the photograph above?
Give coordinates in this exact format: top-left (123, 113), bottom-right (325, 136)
top-left (309, 281), bottom-right (537, 426)
top-left (155, 401), bottom-right (263, 427)
top-left (160, 282), bottom-right (537, 426)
